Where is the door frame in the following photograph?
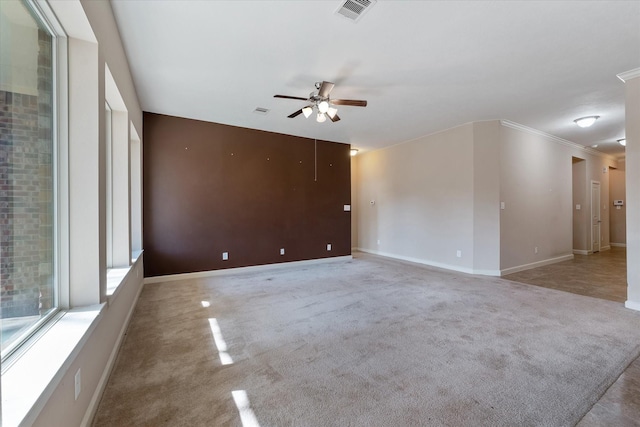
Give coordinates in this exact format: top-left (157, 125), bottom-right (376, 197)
top-left (591, 180), bottom-right (601, 253)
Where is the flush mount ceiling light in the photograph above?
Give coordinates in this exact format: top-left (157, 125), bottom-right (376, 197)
top-left (350, 148), bottom-right (359, 156)
top-left (618, 138), bottom-right (626, 146)
top-left (573, 116), bottom-right (600, 128)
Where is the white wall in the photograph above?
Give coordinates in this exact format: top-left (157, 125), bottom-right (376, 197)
top-left (79, 0), bottom-right (141, 134)
top-left (498, 124), bottom-right (616, 270)
top-left (623, 73), bottom-right (640, 309)
top-left (354, 120), bottom-right (619, 276)
top-left (31, 261), bottom-right (144, 427)
top-left (471, 121), bottom-right (501, 273)
top-left (355, 123), bottom-right (477, 273)
top-left (350, 153), bottom-right (358, 251)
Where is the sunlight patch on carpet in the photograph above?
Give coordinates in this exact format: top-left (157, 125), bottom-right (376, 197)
top-left (208, 318), bottom-right (233, 365)
top-left (232, 390), bottom-right (261, 427)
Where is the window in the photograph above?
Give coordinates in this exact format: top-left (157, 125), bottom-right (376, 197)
top-left (0, 0), bottom-right (58, 359)
top-left (105, 101), bottom-right (113, 268)
top-left (130, 123), bottom-right (142, 259)
top-left (104, 65), bottom-right (130, 271)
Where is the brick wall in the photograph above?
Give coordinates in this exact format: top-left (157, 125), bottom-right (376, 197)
top-left (0, 29), bottom-right (54, 319)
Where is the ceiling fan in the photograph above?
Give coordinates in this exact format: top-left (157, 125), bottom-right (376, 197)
top-left (274, 81), bottom-right (367, 123)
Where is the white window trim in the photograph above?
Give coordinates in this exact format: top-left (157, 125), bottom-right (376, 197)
top-left (0, 0), bottom-right (69, 363)
top-left (105, 101), bottom-right (114, 268)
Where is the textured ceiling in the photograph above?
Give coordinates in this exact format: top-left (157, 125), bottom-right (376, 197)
top-left (110, 0), bottom-right (640, 157)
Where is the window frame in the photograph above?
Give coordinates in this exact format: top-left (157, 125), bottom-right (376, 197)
top-left (105, 100), bottom-right (114, 269)
top-left (1, 0), bottom-right (69, 364)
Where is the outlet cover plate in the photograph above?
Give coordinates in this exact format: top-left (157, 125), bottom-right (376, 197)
top-left (74, 369), bottom-right (81, 400)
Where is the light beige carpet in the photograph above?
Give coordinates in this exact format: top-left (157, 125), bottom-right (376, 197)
top-left (93, 253), bottom-right (640, 426)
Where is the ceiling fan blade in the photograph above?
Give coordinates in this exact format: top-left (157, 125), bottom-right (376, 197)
top-left (331, 99), bottom-right (367, 107)
top-left (274, 95), bottom-right (308, 101)
top-left (288, 109), bottom-right (304, 118)
top-left (328, 113), bottom-right (341, 122)
top-left (318, 81), bottom-right (335, 98)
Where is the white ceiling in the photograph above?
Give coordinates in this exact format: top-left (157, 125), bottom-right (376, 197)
top-left (109, 0), bottom-right (640, 157)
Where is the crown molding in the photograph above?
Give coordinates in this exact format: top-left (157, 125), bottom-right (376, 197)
top-left (499, 120), bottom-right (616, 161)
top-left (617, 68), bottom-right (640, 83)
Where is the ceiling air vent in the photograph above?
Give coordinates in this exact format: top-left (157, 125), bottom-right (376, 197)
top-left (253, 107), bottom-right (269, 115)
top-left (335, 0), bottom-right (376, 23)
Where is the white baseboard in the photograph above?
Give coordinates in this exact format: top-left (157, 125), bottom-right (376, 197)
top-left (353, 248), bottom-right (501, 276)
top-left (625, 300), bottom-right (640, 312)
top-left (573, 249), bottom-right (590, 255)
top-left (500, 254), bottom-right (574, 276)
top-left (601, 245), bottom-right (611, 252)
top-left (81, 265), bottom-right (146, 426)
top-left (144, 255), bottom-right (353, 284)
top-left (611, 242), bottom-right (627, 248)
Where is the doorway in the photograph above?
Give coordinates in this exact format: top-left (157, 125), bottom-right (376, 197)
top-left (572, 157), bottom-right (587, 254)
top-left (591, 180), bottom-right (601, 253)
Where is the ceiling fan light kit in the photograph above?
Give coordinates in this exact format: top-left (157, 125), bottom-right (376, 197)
top-left (302, 106), bottom-right (313, 118)
top-left (318, 100), bottom-right (329, 113)
top-left (274, 81), bottom-right (368, 124)
top-left (618, 138), bottom-right (626, 146)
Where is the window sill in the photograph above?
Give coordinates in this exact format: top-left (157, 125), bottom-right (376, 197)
top-left (2, 253), bottom-right (143, 427)
top-left (106, 251), bottom-right (143, 302)
top-left (1, 305), bottom-right (104, 427)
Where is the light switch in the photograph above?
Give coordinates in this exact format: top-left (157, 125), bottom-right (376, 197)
top-left (576, 204), bottom-right (581, 210)
top-left (344, 204), bottom-right (351, 211)
top-left (500, 202), bottom-right (505, 210)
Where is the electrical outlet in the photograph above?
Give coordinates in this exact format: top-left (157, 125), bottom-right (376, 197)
top-left (456, 250), bottom-right (462, 258)
top-left (280, 248), bottom-right (285, 255)
top-left (534, 247), bottom-right (538, 254)
top-left (74, 368), bottom-right (81, 400)
top-left (222, 252), bottom-right (229, 261)
top-left (327, 244), bottom-right (332, 251)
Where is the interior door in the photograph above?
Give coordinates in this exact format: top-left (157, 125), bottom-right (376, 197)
top-left (591, 181), bottom-right (601, 253)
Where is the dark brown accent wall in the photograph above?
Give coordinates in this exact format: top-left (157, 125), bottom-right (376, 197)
top-left (143, 112), bottom-right (351, 277)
